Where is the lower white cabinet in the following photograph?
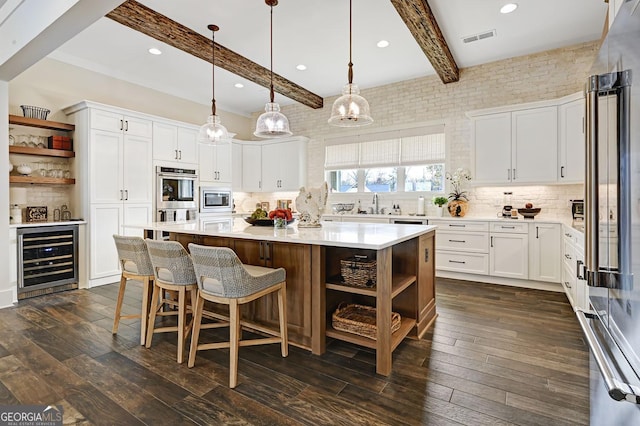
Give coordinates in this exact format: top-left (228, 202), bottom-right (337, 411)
top-left (489, 223), bottom-right (529, 279)
top-left (529, 223), bottom-right (562, 282)
top-left (562, 226), bottom-right (588, 310)
top-left (432, 219), bottom-right (490, 276)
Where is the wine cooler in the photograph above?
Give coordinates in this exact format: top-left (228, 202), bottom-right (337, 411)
top-left (17, 224), bottom-right (79, 299)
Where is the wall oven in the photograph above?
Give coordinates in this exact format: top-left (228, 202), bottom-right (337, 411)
top-left (200, 187), bottom-right (233, 214)
top-left (156, 166), bottom-right (197, 209)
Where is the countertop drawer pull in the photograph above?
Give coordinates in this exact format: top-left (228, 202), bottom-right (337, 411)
top-left (565, 232), bottom-right (572, 237)
top-left (565, 254), bottom-right (572, 259)
top-left (448, 224), bottom-right (466, 228)
top-left (448, 239), bottom-right (466, 243)
top-left (448, 260), bottom-right (466, 264)
top-left (564, 281), bottom-right (572, 289)
top-left (501, 226), bottom-right (515, 229)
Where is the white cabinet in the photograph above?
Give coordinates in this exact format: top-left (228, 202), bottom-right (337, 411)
top-left (64, 102), bottom-right (154, 286)
top-left (239, 137), bottom-right (307, 192)
top-left (152, 122), bottom-right (198, 164)
top-left (489, 223), bottom-right (529, 279)
top-left (199, 141), bottom-right (232, 185)
top-left (558, 97), bottom-right (585, 183)
top-left (471, 105), bottom-right (558, 184)
top-left (562, 226), bottom-right (588, 310)
top-left (529, 223), bottom-right (562, 283)
top-left (241, 144), bottom-right (262, 192)
top-left (432, 219), bottom-right (490, 275)
top-left (231, 142), bottom-right (243, 192)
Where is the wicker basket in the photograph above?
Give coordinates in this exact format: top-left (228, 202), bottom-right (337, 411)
top-left (332, 303), bottom-right (401, 340)
top-left (340, 255), bottom-right (376, 288)
top-left (20, 105), bottom-right (50, 120)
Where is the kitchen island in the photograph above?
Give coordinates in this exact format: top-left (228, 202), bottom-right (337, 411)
top-left (136, 218), bottom-right (436, 375)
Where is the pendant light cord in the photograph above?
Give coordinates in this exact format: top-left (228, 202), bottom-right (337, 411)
top-left (209, 24), bottom-right (218, 116)
top-left (348, 0), bottom-right (353, 85)
top-left (269, 3), bottom-right (275, 103)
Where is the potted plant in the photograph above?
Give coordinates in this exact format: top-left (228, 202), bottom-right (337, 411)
top-left (445, 168), bottom-right (472, 217)
top-left (432, 196), bottom-right (448, 217)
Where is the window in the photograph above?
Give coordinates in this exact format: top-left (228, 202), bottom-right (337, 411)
top-left (325, 125), bottom-right (445, 194)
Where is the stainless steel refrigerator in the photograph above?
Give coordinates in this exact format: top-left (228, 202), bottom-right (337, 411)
top-left (576, 1), bottom-right (640, 424)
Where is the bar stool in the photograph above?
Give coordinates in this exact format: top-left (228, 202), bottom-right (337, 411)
top-left (112, 235), bottom-right (155, 345)
top-left (187, 243), bottom-right (288, 388)
top-left (144, 239), bottom-right (198, 364)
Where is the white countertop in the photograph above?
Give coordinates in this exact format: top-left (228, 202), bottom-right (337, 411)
top-left (9, 220), bottom-right (87, 229)
top-left (132, 218), bottom-right (436, 250)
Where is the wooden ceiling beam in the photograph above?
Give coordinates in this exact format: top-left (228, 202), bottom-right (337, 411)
top-left (106, 0), bottom-right (323, 109)
top-left (390, 0), bottom-right (459, 84)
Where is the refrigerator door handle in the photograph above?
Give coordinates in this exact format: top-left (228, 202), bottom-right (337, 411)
top-left (585, 76), bottom-right (600, 282)
top-left (576, 309), bottom-right (640, 404)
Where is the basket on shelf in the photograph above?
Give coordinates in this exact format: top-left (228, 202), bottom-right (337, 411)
top-left (332, 303), bottom-right (401, 340)
top-left (340, 255), bottom-right (377, 288)
top-left (20, 105), bottom-right (50, 120)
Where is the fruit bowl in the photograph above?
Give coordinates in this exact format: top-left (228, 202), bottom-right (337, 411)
top-left (332, 203), bottom-right (355, 213)
top-left (244, 217), bottom-right (295, 226)
top-left (518, 208), bottom-right (541, 219)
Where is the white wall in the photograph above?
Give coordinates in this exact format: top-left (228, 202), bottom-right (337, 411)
top-left (262, 41), bottom-right (598, 219)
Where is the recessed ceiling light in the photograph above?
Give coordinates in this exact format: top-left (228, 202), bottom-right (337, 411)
top-left (234, 83), bottom-right (244, 88)
top-left (500, 3), bottom-right (518, 14)
top-left (377, 40), bottom-right (390, 48)
top-left (296, 64), bottom-right (307, 71)
top-left (148, 48), bottom-right (162, 55)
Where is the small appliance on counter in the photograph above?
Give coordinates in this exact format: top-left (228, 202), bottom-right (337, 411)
top-left (501, 191), bottom-right (513, 217)
top-left (571, 199), bottom-right (584, 222)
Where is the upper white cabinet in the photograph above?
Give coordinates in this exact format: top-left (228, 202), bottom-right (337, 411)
top-left (153, 122), bottom-right (198, 165)
top-left (558, 97), bottom-right (585, 183)
top-left (472, 106), bottom-right (557, 185)
top-left (231, 142), bottom-right (243, 192)
top-left (239, 137), bottom-right (308, 192)
top-left (90, 109), bottom-right (152, 138)
top-left (199, 141), bottom-right (232, 185)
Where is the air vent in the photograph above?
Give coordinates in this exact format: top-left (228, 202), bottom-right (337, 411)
top-left (462, 29), bottom-right (496, 44)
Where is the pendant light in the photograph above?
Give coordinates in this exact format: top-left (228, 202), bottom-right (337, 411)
top-left (254, 0), bottom-right (293, 138)
top-left (198, 24), bottom-right (230, 144)
top-left (328, 0), bottom-right (373, 127)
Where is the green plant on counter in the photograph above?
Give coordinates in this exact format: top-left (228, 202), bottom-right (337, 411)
top-left (433, 196), bottom-right (448, 207)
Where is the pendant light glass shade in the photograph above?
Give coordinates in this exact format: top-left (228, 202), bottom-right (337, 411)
top-left (254, 0), bottom-right (292, 139)
top-left (199, 24), bottom-right (230, 144)
top-left (328, 83), bottom-right (372, 127)
top-left (328, 0), bottom-right (373, 127)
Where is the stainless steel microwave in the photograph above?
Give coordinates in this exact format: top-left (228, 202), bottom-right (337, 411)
top-left (200, 187), bottom-right (233, 213)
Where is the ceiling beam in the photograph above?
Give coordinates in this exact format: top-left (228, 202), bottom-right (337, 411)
top-left (390, 0), bottom-right (459, 84)
top-left (106, 0), bottom-right (323, 109)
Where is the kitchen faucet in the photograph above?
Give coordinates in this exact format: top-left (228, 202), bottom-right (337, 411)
top-left (372, 193), bottom-right (379, 214)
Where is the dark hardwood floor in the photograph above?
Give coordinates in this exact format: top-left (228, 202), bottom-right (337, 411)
top-left (0, 278), bottom-right (589, 425)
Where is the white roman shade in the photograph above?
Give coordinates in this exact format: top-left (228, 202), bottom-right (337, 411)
top-left (325, 124), bottom-right (445, 170)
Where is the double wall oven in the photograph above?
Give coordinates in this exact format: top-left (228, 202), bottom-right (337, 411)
top-left (156, 166), bottom-right (198, 222)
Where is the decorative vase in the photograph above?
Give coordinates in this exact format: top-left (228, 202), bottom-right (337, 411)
top-left (436, 206), bottom-right (444, 217)
top-left (448, 199), bottom-right (469, 217)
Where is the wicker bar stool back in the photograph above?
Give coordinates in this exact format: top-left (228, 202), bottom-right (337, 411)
top-left (144, 239), bottom-right (198, 363)
top-left (187, 243), bottom-right (288, 388)
top-left (112, 235), bottom-right (155, 345)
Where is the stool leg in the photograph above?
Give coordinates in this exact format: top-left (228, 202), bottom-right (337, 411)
top-left (188, 292), bottom-right (204, 368)
top-left (145, 283), bottom-right (161, 349)
top-left (139, 277), bottom-right (152, 346)
top-left (112, 274), bottom-right (127, 335)
top-left (278, 282), bottom-right (288, 357)
top-left (177, 286), bottom-right (186, 364)
top-left (229, 299), bottom-right (240, 388)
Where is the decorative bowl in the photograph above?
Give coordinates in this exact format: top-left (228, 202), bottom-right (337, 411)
top-left (518, 208), bottom-right (541, 219)
top-left (16, 164), bottom-right (32, 176)
top-left (244, 217), bottom-right (295, 227)
top-left (332, 203), bottom-right (355, 213)
top-left (9, 163), bottom-right (13, 173)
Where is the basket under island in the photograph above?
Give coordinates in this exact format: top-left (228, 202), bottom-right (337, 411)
top-left (134, 218), bottom-right (437, 376)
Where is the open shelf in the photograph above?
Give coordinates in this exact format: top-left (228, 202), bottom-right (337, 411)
top-left (326, 316), bottom-right (416, 350)
top-left (325, 274), bottom-right (416, 299)
top-left (9, 146), bottom-right (75, 158)
top-left (9, 115), bottom-right (74, 132)
top-left (10, 176), bottom-right (75, 185)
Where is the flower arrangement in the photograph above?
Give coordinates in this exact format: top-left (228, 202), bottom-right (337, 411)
top-left (445, 168), bottom-right (472, 201)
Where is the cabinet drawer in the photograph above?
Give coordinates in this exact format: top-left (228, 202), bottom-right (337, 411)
top-left (436, 251), bottom-right (489, 275)
top-left (490, 222), bottom-right (528, 234)
top-left (436, 231), bottom-right (488, 253)
top-left (431, 220), bottom-right (489, 232)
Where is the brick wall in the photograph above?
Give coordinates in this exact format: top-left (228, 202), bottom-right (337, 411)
top-left (253, 41), bottom-right (597, 219)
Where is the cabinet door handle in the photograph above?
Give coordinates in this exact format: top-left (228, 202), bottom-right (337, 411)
top-left (491, 236), bottom-right (494, 247)
top-left (259, 241), bottom-right (264, 260)
top-left (124, 189), bottom-right (129, 200)
top-left (120, 189), bottom-right (123, 200)
top-left (536, 226), bottom-right (539, 239)
top-left (448, 239), bottom-right (466, 243)
top-left (513, 169), bottom-right (517, 180)
top-left (174, 149), bottom-right (178, 159)
top-left (264, 242), bottom-right (271, 261)
top-left (565, 253), bottom-right (572, 259)
top-left (565, 232), bottom-right (571, 237)
top-left (564, 281), bottom-right (572, 289)
top-left (508, 169), bottom-right (511, 180)
top-left (448, 260), bottom-right (466, 264)
top-left (259, 180), bottom-right (262, 189)
top-left (577, 260), bottom-right (584, 279)
top-left (449, 224), bottom-right (466, 227)
top-left (125, 120), bottom-right (129, 131)
top-left (501, 226), bottom-right (515, 229)
top-left (561, 166), bottom-right (565, 178)
top-left (178, 150), bottom-right (182, 160)
top-left (120, 119), bottom-right (123, 131)
top-left (424, 248), bottom-right (429, 263)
